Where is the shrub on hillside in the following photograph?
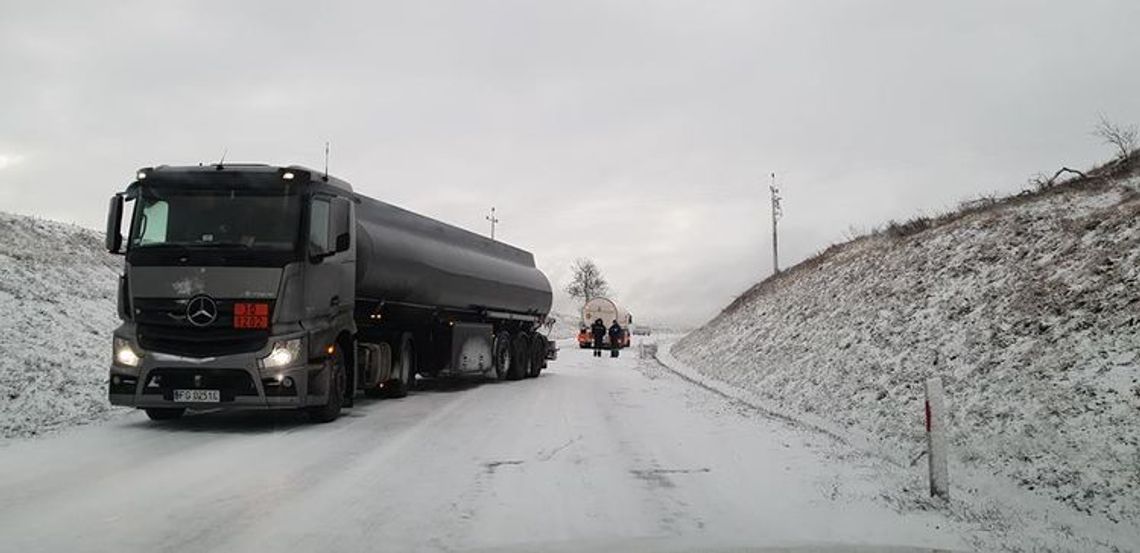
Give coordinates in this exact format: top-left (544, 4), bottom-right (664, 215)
top-left (885, 216), bottom-right (932, 238)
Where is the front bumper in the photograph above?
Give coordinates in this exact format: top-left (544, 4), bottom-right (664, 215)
top-left (109, 335), bottom-right (329, 410)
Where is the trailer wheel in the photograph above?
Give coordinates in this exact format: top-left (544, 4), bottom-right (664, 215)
top-left (526, 335), bottom-right (545, 378)
top-left (145, 408), bottom-right (185, 421)
top-left (307, 347), bottom-right (346, 423)
top-left (506, 333), bottom-right (530, 381)
top-left (492, 331), bottom-right (512, 380)
top-left (387, 334), bottom-right (416, 398)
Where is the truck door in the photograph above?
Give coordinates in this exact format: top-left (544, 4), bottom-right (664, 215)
top-left (304, 195), bottom-right (356, 343)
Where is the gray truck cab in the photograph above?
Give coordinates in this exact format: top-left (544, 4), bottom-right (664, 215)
top-left (106, 164), bottom-right (358, 421)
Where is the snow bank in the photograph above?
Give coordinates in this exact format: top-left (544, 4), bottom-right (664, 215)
top-left (0, 212), bottom-right (126, 441)
top-left (673, 171), bottom-right (1140, 526)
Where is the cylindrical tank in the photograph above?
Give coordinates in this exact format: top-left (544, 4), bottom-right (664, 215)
top-left (581, 297), bottom-right (631, 327)
top-left (353, 194), bottom-right (552, 315)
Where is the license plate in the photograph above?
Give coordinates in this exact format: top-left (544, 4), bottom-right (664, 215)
top-left (173, 389), bottom-right (220, 403)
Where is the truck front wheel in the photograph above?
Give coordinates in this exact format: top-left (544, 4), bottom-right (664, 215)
top-left (145, 408), bottom-right (185, 421)
top-left (307, 347), bottom-right (346, 423)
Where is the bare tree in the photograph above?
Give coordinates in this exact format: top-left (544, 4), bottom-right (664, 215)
top-left (565, 258), bottom-right (610, 302)
top-left (1093, 115), bottom-right (1137, 160)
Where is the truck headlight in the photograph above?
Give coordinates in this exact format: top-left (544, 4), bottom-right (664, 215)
top-left (261, 338), bottom-right (302, 369)
top-left (113, 337), bottom-right (141, 367)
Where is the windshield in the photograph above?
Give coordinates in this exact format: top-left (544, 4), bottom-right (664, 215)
top-left (129, 188), bottom-right (300, 251)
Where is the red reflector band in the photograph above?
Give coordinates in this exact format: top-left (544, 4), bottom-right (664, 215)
top-left (233, 303), bottom-right (270, 329)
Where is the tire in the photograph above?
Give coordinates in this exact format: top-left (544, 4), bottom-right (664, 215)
top-left (493, 331), bottom-right (512, 380)
top-left (145, 407), bottom-right (185, 421)
top-left (527, 335), bottom-right (546, 378)
top-left (307, 346), bottom-right (346, 423)
top-left (387, 334), bottom-right (416, 398)
top-left (506, 333), bottom-right (530, 381)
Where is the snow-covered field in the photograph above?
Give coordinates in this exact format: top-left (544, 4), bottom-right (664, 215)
top-left (673, 170), bottom-right (1140, 537)
top-left (0, 212), bottom-right (126, 440)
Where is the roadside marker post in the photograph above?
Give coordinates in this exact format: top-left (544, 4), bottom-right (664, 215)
top-left (925, 377), bottom-right (950, 499)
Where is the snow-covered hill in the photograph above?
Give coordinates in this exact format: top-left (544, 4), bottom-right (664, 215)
top-left (0, 212), bottom-right (125, 440)
top-left (674, 159), bottom-right (1140, 524)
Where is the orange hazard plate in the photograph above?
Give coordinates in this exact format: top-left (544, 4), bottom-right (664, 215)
top-left (233, 302), bottom-right (270, 329)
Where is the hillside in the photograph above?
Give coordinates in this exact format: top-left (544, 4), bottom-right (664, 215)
top-left (0, 212), bottom-right (125, 440)
top-left (674, 158), bottom-right (1140, 524)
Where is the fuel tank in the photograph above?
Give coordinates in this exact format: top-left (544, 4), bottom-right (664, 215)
top-left (353, 194), bottom-right (552, 316)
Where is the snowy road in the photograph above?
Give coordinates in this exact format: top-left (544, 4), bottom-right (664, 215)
top-left (0, 343), bottom-right (968, 552)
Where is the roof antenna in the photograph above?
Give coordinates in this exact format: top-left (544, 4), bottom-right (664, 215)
top-left (322, 141), bottom-right (330, 182)
top-left (216, 148), bottom-right (228, 170)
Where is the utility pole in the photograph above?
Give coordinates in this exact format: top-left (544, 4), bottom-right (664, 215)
top-left (770, 172), bottom-right (782, 274)
top-left (485, 206), bottom-right (500, 240)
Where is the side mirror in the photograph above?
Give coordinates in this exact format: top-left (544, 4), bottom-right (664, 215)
top-left (105, 195), bottom-right (124, 254)
top-left (331, 197), bottom-right (352, 253)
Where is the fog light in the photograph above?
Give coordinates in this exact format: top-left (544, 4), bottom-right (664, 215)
top-left (112, 375), bottom-right (121, 385)
top-left (282, 377), bottom-right (294, 389)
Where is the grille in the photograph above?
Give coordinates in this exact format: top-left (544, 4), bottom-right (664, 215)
top-left (134, 298), bottom-right (272, 357)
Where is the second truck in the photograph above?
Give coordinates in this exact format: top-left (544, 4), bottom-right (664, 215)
top-left (104, 164), bottom-right (554, 422)
top-left (576, 296), bottom-right (632, 349)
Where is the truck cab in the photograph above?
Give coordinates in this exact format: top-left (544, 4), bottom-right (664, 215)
top-left (106, 165), bottom-right (359, 421)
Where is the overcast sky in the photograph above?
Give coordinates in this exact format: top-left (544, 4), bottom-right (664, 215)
top-left (2, 1), bottom-right (1138, 326)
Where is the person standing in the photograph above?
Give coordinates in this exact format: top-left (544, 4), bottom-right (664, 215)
top-left (608, 319), bottom-right (623, 358)
top-left (590, 318), bottom-right (607, 357)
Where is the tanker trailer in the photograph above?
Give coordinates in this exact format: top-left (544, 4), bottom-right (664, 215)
top-left (104, 164), bottom-right (553, 424)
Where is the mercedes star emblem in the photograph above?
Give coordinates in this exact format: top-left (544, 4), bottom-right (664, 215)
top-left (186, 295), bottom-right (218, 327)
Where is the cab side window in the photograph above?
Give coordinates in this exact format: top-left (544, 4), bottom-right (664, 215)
top-left (309, 197), bottom-right (331, 255)
top-left (135, 199), bottom-right (169, 246)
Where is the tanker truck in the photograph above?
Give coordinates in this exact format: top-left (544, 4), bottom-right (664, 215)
top-left (103, 164), bottom-right (553, 423)
top-left (576, 297), bottom-right (632, 349)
